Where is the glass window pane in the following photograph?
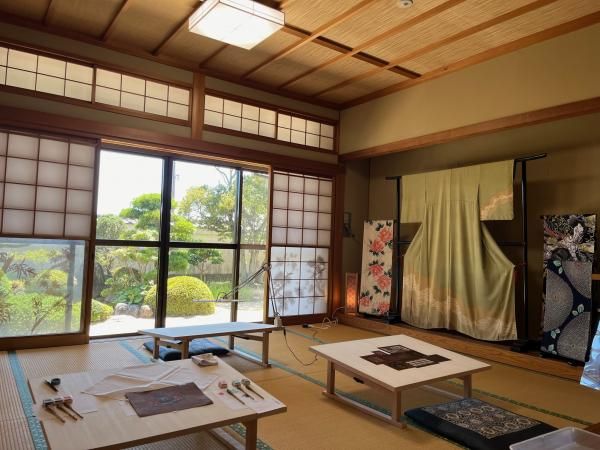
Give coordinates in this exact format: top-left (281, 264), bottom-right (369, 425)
top-left (96, 150), bottom-right (163, 240)
top-left (172, 161), bottom-right (237, 243)
top-left (0, 238), bottom-right (86, 337)
top-left (238, 249), bottom-right (265, 322)
top-left (241, 171), bottom-right (268, 245)
top-left (90, 246), bottom-right (158, 336)
top-left (165, 248), bottom-right (233, 327)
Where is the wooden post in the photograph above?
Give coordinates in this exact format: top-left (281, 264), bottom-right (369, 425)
top-left (181, 339), bottom-right (189, 360)
top-left (326, 361), bottom-right (335, 395)
top-left (191, 72), bottom-right (205, 139)
top-left (244, 419), bottom-right (257, 450)
top-left (153, 337), bottom-right (160, 359)
top-left (392, 391), bottom-right (405, 428)
top-left (261, 332), bottom-right (270, 366)
top-left (463, 374), bottom-right (472, 398)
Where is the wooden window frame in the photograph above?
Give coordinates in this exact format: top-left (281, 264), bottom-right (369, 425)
top-left (204, 89), bottom-right (339, 155)
top-left (0, 41), bottom-right (192, 127)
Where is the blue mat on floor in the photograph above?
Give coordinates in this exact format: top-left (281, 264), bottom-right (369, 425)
top-left (143, 338), bottom-right (229, 361)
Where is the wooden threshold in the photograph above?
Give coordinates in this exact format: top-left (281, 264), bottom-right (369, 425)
top-left (338, 313), bottom-right (583, 382)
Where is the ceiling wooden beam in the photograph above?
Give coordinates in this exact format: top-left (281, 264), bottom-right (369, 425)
top-left (198, 43), bottom-right (228, 66)
top-left (281, 27), bottom-right (419, 78)
top-left (278, 0), bottom-right (466, 89)
top-left (241, 0), bottom-right (377, 79)
top-left (101, 0), bottom-right (132, 42)
top-left (43, 0), bottom-right (57, 25)
top-left (152, 1), bottom-right (201, 56)
top-left (313, 0), bottom-right (559, 98)
top-left (340, 97), bottom-right (600, 161)
top-left (342, 11), bottom-right (600, 108)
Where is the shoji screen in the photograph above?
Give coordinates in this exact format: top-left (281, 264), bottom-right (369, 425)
top-left (0, 130), bottom-right (96, 238)
top-left (269, 171), bottom-right (333, 317)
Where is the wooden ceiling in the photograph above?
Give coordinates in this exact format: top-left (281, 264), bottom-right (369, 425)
top-left (0, 0), bottom-right (598, 109)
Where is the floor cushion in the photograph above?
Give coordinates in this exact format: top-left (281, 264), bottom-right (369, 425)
top-left (405, 398), bottom-right (556, 450)
top-left (143, 338), bottom-right (229, 361)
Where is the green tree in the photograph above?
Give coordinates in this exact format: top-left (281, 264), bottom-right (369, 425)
top-left (96, 214), bottom-right (125, 240)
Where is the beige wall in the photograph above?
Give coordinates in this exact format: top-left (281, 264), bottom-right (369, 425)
top-left (339, 24), bottom-right (600, 154)
top-left (0, 23), bottom-right (339, 164)
top-left (342, 160), bottom-right (370, 276)
top-left (347, 112), bottom-right (600, 337)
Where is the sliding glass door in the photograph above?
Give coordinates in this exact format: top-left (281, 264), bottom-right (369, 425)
top-left (90, 149), bottom-right (268, 337)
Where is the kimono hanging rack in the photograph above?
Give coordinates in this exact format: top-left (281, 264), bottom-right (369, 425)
top-left (385, 154), bottom-right (547, 349)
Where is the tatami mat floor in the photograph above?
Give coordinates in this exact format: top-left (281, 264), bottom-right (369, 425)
top-left (1, 324), bottom-right (599, 450)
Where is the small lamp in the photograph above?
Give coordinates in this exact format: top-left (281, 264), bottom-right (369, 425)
top-left (345, 272), bottom-right (359, 314)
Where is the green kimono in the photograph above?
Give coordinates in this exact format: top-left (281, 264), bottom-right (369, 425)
top-left (401, 160), bottom-right (517, 341)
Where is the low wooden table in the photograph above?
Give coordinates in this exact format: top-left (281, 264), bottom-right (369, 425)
top-left (28, 358), bottom-right (286, 450)
top-left (140, 322), bottom-right (280, 367)
top-left (310, 334), bottom-right (491, 428)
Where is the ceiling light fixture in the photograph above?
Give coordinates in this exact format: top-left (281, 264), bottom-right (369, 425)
top-left (189, 0), bottom-right (285, 50)
top-left (397, 0), bottom-right (414, 8)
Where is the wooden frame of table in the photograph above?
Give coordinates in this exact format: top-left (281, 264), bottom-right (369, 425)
top-left (28, 358), bottom-right (285, 450)
top-left (310, 335), bottom-right (491, 428)
top-left (139, 322), bottom-right (280, 367)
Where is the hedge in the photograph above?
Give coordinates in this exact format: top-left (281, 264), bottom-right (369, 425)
top-left (144, 276), bottom-right (214, 316)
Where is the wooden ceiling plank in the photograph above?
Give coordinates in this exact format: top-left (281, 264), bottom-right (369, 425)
top-left (280, 25), bottom-right (419, 79)
top-left (43, 0), bottom-right (56, 25)
top-left (0, 12), bottom-right (340, 109)
top-left (198, 43), bottom-right (229, 66)
top-left (101, 0), bottom-right (132, 42)
top-left (313, 0), bottom-right (560, 98)
top-left (278, 0), bottom-right (467, 89)
top-left (152, 1), bottom-right (201, 56)
top-left (342, 11), bottom-right (600, 108)
top-left (241, 0), bottom-right (377, 79)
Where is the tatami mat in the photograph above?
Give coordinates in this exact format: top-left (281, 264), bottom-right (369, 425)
top-left (16, 341), bottom-right (144, 379)
top-left (0, 352), bottom-right (27, 421)
top-left (3, 323), bottom-right (600, 450)
top-left (0, 417), bottom-right (34, 450)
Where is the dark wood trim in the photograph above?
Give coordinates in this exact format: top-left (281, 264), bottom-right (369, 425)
top-left (241, 0), bottom-right (376, 79)
top-left (82, 142), bottom-right (101, 338)
top-left (205, 88), bottom-right (337, 125)
top-left (313, 0), bottom-right (560, 98)
top-left (276, 314), bottom-right (327, 326)
top-left (101, 0), bottom-right (131, 42)
top-left (343, 11), bottom-right (600, 108)
top-left (152, 1), bottom-right (201, 56)
top-left (0, 84), bottom-right (190, 127)
top-left (0, 105), bottom-right (343, 176)
top-left (339, 314), bottom-right (583, 381)
top-left (278, 0), bottom-right (467, 89)
top-left (204, 125), bottom-right (338, 156)
top-left (280, 25), bottom-right (419, 80)
top-left (329, 172), bottom-right (345, 317)
top-left (340, 96), bottom-right (600, 160)
top-left (0, 332), bottom-right (89, 351)
top-left (191, 72), bottom-right (205, 139)
top-left (0, 13), bottom-right (342, 110)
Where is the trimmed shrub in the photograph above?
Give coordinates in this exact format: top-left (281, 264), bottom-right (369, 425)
top-left (144, 276), bottom-right (214, 317)
top-left (91, 300), bottom-right (113, 323)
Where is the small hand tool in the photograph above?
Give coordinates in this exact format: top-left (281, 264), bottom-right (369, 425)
top-left (45, 378), bottom-right (61, 392)
top-left (43, 399), bottom-right (65, 423)
top-left (241, 379), bottom-right (264, 399)
top-left (226, 388), bottom-right (246, 405)
top-left (232, 380), bottom-right (254, 399)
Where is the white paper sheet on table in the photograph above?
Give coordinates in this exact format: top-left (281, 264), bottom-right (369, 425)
top-left (82, 364), bottom-right (217, 397)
